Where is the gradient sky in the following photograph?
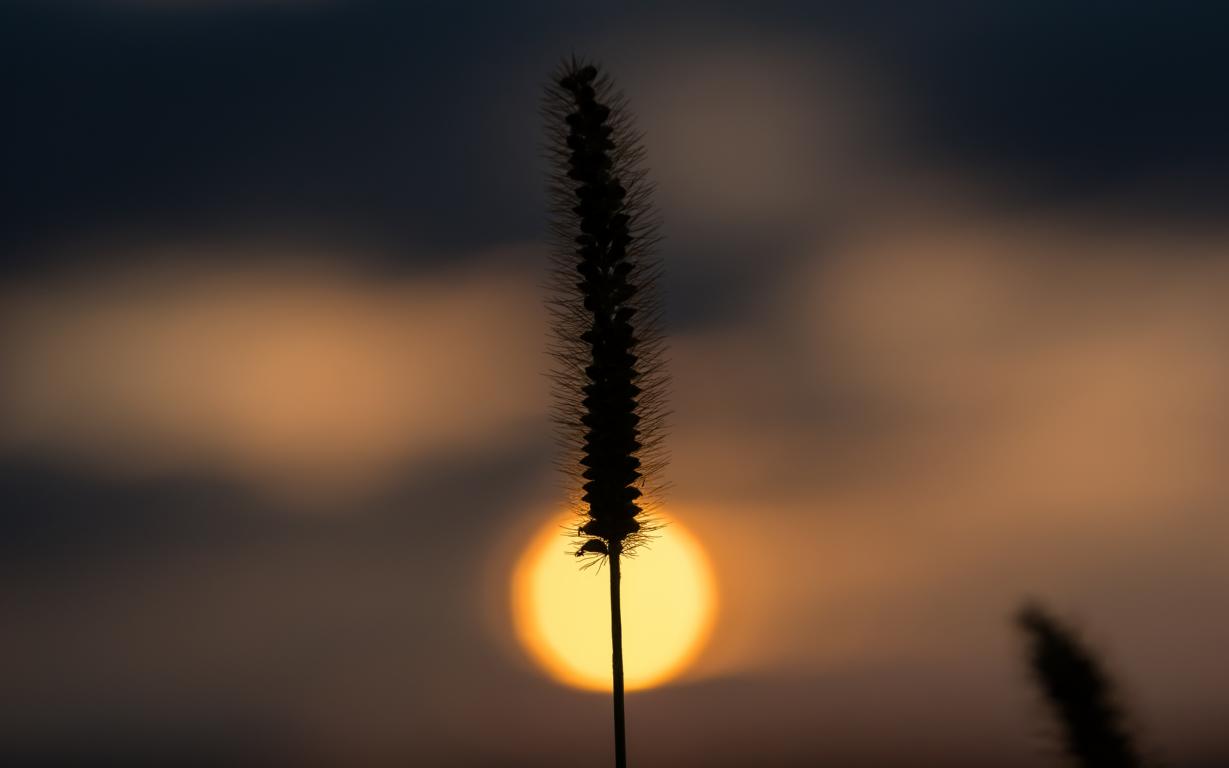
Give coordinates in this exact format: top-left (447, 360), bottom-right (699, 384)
top-left (3, 2), bottom-right (1228, 766)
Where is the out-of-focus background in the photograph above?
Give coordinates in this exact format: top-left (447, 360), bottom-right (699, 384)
top-left (3, 1), bottom-right (1228, 765)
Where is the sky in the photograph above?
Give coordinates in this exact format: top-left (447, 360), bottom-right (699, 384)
top-left (3, 1), bottom-right (1229, 766)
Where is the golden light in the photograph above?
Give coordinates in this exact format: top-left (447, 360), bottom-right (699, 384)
top-left (512, 512), bottom-right (717, 691)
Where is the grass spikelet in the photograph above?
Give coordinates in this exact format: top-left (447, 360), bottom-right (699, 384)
top-left (1017, 602), bottom-right (1146, 768)
top-left (543, 57), bottom-right (667, 768)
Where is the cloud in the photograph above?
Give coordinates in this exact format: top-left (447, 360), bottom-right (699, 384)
top-left (621, 35), bottom-right (892, 237)
top-left (0, 246), bottom-right (547, 499)
top-left (664, 210), bottom-right (1229, 747)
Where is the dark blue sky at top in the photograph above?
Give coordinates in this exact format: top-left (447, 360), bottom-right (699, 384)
top-left (2, 0), bottom-right (1226, 275)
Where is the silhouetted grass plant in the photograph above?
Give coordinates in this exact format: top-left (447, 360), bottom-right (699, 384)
top-left (543, 58), bottom-right (667, 768)
top-left (1017, 602), bottom-right (1148, 768)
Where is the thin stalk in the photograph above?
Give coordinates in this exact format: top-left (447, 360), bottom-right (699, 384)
top-left (610, 552), bottom-right (626, 768)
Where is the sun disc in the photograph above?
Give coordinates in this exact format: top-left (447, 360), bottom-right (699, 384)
top-left (513, 512), bottom-right (716, 691)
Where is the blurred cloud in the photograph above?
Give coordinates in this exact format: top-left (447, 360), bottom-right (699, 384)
top-left (626, 36), bottom-right (891, 236)
top-left (0, 246), bottom-right (546, 500)
top-left (665, 207), bottom-right (1229, 758)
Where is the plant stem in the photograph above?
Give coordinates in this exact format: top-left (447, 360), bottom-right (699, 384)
top-left (610, 552), bottom-right (627, 768)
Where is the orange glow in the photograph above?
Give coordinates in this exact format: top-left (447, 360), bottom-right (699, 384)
top-left (0, 257), bottom-right (543, 497)
top-left (512, 512), bottom-right (716, 691)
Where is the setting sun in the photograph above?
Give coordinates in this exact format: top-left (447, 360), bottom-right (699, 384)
top-left (513, 512), bottom-right (717, 691)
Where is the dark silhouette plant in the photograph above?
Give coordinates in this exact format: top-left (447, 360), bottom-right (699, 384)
top-left (1017, 602), bottom-right (1147, 768)
top-left (543, 58), bottom-right (667, 768)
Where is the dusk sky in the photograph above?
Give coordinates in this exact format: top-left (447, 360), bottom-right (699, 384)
top-left (3, 2), bottom-right (1228, 766)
